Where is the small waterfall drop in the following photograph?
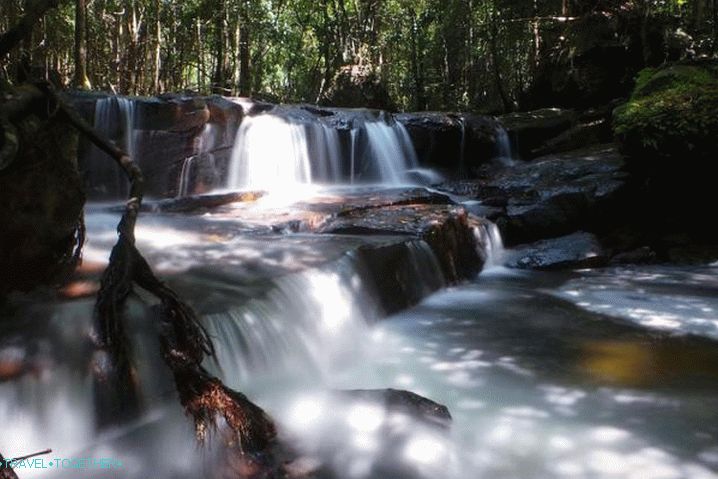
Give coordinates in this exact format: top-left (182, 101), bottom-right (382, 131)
top-left (475, 221), bottom-right (506, 270)
top-left (494, 125), bottom-right (516, 166)
top-left (458, 116), bottom-right (467, 175)
top-left (227, 108), bottom-right (419, 192)
top-left (83, 96), bottom-right (137, 197)
top-left (201, 240), bottom-right (445, 389)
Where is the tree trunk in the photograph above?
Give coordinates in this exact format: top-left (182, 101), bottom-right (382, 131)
top-left (238, 1), bottom-right (250, 96)
top-left (73, 0), bottom-right (91, 89)
top-left (153, 0), bottom-right (161, 91)
top-left (212, 0), bottom-right (230, 94)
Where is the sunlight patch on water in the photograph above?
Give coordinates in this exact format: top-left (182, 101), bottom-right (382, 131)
top-left (556, 266), bottom-right (718, 339)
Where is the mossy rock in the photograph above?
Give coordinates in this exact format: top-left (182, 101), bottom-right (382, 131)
top-left (614, 62), bottom-right (718, 170)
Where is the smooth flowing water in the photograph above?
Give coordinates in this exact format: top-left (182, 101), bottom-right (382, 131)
top-left (83, 97), bottom-right (137, 198)
top-left (494, 125), bottom-right (516, 166)
top-left (4, 97), bottom-right (718, 478)
top-left (2, 207), bottom-right (717, 479)
top-left (227, 108), bottom-right (419, 192)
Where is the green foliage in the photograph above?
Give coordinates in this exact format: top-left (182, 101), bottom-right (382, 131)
top-left (1, 0), bottom-right (715, 111)
top-left (614, 64), bottom-right (718, 161)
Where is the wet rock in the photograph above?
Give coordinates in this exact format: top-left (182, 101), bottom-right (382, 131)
top-left (440, 145), bottom-right (628, 246)
top-left (69, 92), bottom-right (243, 198)
top-left (508, 232), bottom-right (608, 270)
top-left (336, 389), bottom-right (452, 429)
top-left (145, 191), bottom-right (264, 213)
top-left (319, 202), bottom-right (485, 284)
top-left (498, 108), bottom-right (576, 159)
top-left (1, 97), bottom-right (85, 295)
top-left (610, 246), bottom-right (657, 265)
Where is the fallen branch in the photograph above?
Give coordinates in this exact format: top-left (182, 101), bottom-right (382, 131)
top-left (0, 450), bottom-right (51, 479)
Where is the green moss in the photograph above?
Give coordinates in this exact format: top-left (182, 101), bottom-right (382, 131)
top-left (613, 63), bottom-right (718, 166)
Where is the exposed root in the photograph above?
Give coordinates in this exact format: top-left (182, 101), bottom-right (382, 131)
top-left (174, 368), bottom-right (277, 451)
top-left (0, 452), bottom-right (19, 479)
top-left (37, 82), bottom-right (277, 451)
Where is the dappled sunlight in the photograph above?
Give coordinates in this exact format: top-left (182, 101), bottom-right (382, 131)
top-left (556, 266), bottom-right (718, 339)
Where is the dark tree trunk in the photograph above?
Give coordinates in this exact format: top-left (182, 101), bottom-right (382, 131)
top-left (488, 18), bottom-right (511, 112)
top-left (73, 0), bottom-right (91, 89)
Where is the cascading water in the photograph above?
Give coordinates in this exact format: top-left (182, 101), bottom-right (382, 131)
top-left (83, 96), bottom-right (137, 198)
top-left (494, 125), bottom-right (516, 166)
top-left (202, 240), bottom-right (445, 388)
top-left (475, 221), bottom-right (506, 270)
top-left (227, 107), bottom-right (419, 192)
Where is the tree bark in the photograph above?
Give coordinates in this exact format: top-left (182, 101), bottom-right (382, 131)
top-left (153, 0), bottom-right (161, 91)
top-left (73, 0), bottom-right (91, 89)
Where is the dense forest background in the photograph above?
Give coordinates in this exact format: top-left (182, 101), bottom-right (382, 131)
top-left (1, 0), bottom-right (716, 112)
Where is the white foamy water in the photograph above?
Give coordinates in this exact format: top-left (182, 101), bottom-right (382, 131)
top-left (227, 109), bottom-right (419, 192)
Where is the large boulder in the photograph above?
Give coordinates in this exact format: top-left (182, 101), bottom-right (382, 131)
top-left (613, 60), bottom-right (718, 245)
top-left (614, 61), bottom-right (718, 175)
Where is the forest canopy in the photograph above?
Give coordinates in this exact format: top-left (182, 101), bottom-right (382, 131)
top-left (1, 0), bottom-right (716, 112)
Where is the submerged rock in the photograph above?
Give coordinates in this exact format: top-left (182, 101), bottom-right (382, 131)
top-left (508, 232), bottom-right (608, 270)
top-left (336, 389), bottom-right (452, 429)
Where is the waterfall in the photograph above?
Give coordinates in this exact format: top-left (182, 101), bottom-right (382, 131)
top-left (177, 123), bottom-right (222, 197)
top-left (83, 96), bottom-right (137, 198)
top-left (475, 221), bottom-right (506, 270)
top-left (494, 125), bottom-right (516, 166)
top-left (350, 128), bottom-right (358, 184)
top-left (227, 114), bottom-right (314, 192)
top-left (227, 108), bottom-right (419, 192)
top-left (458, 116), bottom-right (467, 175)
top-left (202, 240), bottom-right (444, 389)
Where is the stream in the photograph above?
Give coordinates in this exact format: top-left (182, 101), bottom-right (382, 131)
top-left (2, 100), bottom-right (718, 479)
top-left (2, 217), bottom-right (717, 479)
